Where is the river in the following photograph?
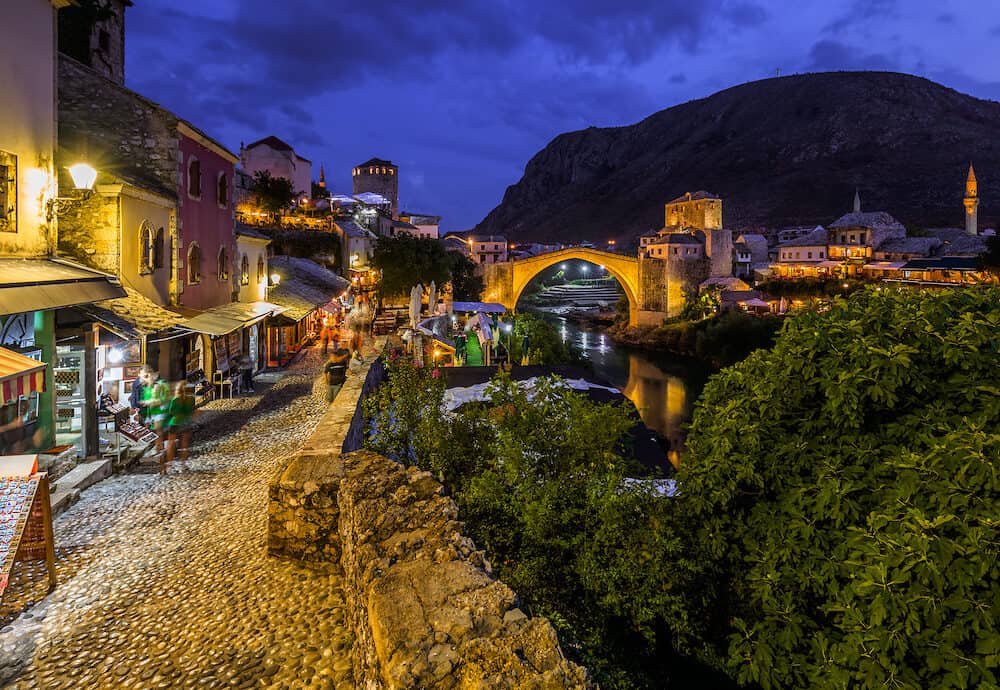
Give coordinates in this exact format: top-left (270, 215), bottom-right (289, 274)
top-left (540, 313), bottom-right (712, 466)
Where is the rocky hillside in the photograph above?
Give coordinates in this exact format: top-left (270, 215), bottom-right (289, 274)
top-left (476, 72), bottom-right (1000, 243)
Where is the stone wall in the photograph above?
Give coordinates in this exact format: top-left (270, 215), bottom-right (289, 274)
top-left (267, 344), bottom-right (593, 688)
top-left (56, 192), bottom-right (120, 274)
top-left (58, 55), bottom-right (180, 198)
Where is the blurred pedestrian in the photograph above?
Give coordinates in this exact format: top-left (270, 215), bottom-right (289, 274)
top-left (143, 370), bottom-right (170, 455)
top-left (324, 346), bottom-right (351, 402)
top-left (164, 382), bottom-right (197, 473)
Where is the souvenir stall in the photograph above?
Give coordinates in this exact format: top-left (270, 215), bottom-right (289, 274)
top-left (0, 454), bottom-right (56, 599)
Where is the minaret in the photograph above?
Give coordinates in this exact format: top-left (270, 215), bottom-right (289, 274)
top-left (964, 163), bottom-right (979, 236)
top-left (318, 164), bottom-right (326, 189)
top-left (853, 188), bottom-right (861, 213)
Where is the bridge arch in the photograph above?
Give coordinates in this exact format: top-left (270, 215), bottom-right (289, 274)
top-left (482, 248), bottom-right (641, 327)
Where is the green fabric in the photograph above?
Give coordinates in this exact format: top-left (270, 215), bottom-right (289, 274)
top-left (166, 396), bottom-right (195, 429)
top-left (465, 334), bottom-right (483, 366)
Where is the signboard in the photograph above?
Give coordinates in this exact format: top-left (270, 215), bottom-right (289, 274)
top-left (214, 337), bottom-right (230, 373)
top-left (0, 456), bottom-right (54, 597)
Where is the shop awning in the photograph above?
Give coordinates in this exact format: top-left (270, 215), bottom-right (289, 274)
top-left (319, 301), bottom-right (342, 315)
top-left (863, 261), bottom-right (906, 270)
top-left (178, 301), bottom-right (286, 337)
top-left (0, 347), bottom-right (46, 403)
top-left (0, 258), bottom-right (126, 316)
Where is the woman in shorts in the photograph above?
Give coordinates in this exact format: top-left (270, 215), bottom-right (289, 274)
top-left (164, 382), bottom-right (197, 473)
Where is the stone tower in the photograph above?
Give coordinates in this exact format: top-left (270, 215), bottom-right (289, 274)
top-left (57, 0), bottom-right (131, 85)
top-left (964, 163), bottom-right (979, 236)
top-left (853, 188), bottom-right (861, 213)
top-left (352, 158), bottom-right (399, 218)
top-left (318, 164), bottom-right (326, 189)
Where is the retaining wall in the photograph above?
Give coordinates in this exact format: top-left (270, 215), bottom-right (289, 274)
top-left (267, 344), bottom-right (592, 688)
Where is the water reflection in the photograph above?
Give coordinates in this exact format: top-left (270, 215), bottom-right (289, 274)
top-left (543, 314), bottom-right (708, 466)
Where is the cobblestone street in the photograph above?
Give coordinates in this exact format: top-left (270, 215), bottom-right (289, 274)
top-left (0, 347), bottom-right (356, 689)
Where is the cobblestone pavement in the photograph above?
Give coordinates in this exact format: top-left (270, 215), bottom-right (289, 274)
top-left (0, 346), bottom-right (356, 689)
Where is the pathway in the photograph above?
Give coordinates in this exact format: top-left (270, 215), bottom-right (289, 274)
top-left (0, 346), bottom-right (356, 689)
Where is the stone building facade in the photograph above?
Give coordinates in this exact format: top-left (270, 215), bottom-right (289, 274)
top-left (664, 191), bottom-right (722, 230)
top-left (352, 158), bottom-right (399, 219)
top-left (57, 0), bottom-right (129, 86)
top-left (240, 136), bottom-right (312, 198)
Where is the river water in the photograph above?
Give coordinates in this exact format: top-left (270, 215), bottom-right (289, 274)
top-left (541, 313), bottom-right (712, 465)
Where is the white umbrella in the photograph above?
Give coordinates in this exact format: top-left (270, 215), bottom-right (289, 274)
top-left (779, 296), bottom-right (787, 314)
top-left (409, 284), bottom-right (423, 328)
top-left (428, 281), bottom-right (437, 317)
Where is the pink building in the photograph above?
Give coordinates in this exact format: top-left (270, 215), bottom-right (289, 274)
top-left (177, 122), bottom-right (239, 311)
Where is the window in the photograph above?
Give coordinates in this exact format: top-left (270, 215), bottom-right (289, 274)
top-left (187, 243), bottom-right (201, 283)
top-left (218, 247), bottom-right (229, 280)
top-left (188, 158), bottom-right (201, 198)
top-left (98, 29), bottom-right (110, 52)
top-left (240, 255), bottom-right (250, 285)
top-left (0, 151), bottom-right (16, 233)
top-left (819, 251), bottom-right (824, 258)
top-left (849, 234), bottom-right (855, 243)
top-left (217, 172), bottom-right (228, 208)
top-left (257, 256), bottom-right (265, 283)
top-left (807, 251), bottom-right (812, 259)
top-left (673, 247), bottom-right (679, 255)
top-left (153, 227), bottom-right (164, 269)
top-left (140, 222), bottom-right (154, 273)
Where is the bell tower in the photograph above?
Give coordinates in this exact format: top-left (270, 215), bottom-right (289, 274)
top-left (964, 163), bottom-right (979, 236)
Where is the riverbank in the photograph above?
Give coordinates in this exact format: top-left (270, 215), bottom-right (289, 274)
top-left (608, 310), bottom-right (784, 369)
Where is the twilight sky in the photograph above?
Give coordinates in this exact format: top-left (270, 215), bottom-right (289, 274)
top-left (125, 0), bottom-right (1000, 232)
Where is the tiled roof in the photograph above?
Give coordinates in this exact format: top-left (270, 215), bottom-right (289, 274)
top-left (925, 228), bottom-right (989, 256)
top-left (80, 287), bottom-right (184, 338)
top-left (779, 226), bottom-right (828, 247)
top-left (876, 237), bottom-right (940, 255)
top-left (668, 190), bottom-right (719, 204)
top-left (267, 256), bottom-right (349, 322)
top-left (902, 257), bottom-right (982, 271)
top-left (246, 135), bottom-right (293, 151)
top-left (651, 233), bottom-right (702, 245)
top-left (829, 211), bottom-right (905, 231)
top-left (335, 220), bottom-right (375, 239)
top-left (357, 158), bottom-right (395, 168)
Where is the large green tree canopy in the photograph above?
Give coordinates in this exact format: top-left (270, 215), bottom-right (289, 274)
top-left (372, 234), bottom-right (456, 298)
top-left (672, 287), bottom-right (1000, 689)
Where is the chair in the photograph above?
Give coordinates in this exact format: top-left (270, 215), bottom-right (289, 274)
top-left (213, 370), bottom-right (233, 399)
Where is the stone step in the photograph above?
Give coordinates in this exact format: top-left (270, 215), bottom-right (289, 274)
top-left (48, 459), bottom-right (112, 516)
top-left (49, 487), bottom-right (81, 516)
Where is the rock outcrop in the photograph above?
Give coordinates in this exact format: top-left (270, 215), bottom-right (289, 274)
top-left (476, 71), bottom-right (1000, 243)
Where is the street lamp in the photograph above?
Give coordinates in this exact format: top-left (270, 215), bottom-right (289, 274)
top-left (502, 322), bottom-right (513, 365)
top-left (46, 162), bottom-right (98, 222)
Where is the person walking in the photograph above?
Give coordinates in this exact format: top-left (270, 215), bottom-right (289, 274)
top-left (320, 315), bottom-right (330, 355)
top-left (164, 382), bottom-right (197, 474)
top-left (142, 370), bottom-right (170, 454)
top-left (323, 346), bottom-right (351, 403)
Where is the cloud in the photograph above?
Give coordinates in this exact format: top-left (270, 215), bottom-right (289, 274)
top-left (806, 39), bottom-right (899, 72)
top-left (823, 0), bottom-right (898, 34)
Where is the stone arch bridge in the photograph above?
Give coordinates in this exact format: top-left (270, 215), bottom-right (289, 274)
top-left (478, 247), bottom-right (670, 327)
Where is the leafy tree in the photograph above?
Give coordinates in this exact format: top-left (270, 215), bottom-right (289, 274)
top-left (372, 234), bottom-right (453, 298)
top-left (669, 286), bottom-right (1000, 689)
top-left (252, 170), bottom-right (295, 217)
top-left (980, 233), bottom-right (1000, 276)
top-left (506, 313), bottom-right (582, 366)
top-left (447, 251), bottom-right (484, 301)
top-left (263, 229), bottom-right (340, 269)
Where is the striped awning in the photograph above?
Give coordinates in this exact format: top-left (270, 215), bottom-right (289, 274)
top-left (0, 347), bottom-right (46, 403)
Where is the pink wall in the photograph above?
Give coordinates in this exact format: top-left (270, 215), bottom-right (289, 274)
top-left (178, 132), bottom-right (237, 310)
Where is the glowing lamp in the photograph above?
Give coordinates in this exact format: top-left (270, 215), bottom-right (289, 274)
top-left (270, 273), bottom-right (281, 287)
top-left (108, 348), bottom-right (124, 364)
top-left (67, 163), bottom-right (97, 191)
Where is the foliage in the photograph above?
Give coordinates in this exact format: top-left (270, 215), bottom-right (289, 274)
top-left (252, 170), bottom-right (296, 216)
top-left (365, 362), bottom-right (680, 687)
top-left (447, 251), bottom-right (484, 301)
top-left (669, 286), bottom-right (1000, 689)
top-left (681, 290), bottom-right (720, 320)
top-left (372, 234), bottom-right (453, 298)
top-left (311, 181), bottom-right (330, 200)
top-left (980, 233), bottom-right (1000, 275)
top-left (505, 313), bottom-right (583, 366)
top-left (362, 355), bottom-right (448, 467)
top-left (613, 295), bottom-right (630, 327)
top-left (693, 310), bottom-right (782, 367)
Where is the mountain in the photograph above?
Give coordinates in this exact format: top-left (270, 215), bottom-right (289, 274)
top-left (475, 72), bottom-right (1000, 244)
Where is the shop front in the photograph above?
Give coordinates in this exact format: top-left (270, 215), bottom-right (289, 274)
top-left (0, 347), bottom-right (46, 455)
top-left (177, 301), bottom-right (284, 396)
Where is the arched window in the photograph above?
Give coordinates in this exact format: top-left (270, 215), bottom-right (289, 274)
top-left (257, 256), bottom-right (265, 284)
top-left (187, 243), bottom-right (201, 283)
top-left (153, 227), bottom-right (164, 269)
top-left (217, 172), bottom-right (228, 208)
top-left (240, 254), bottom-right (250, 286)
top-left (139, 222), bottom-right (154, 273)
top-left (218, 246), bottom-right (229, 280)
top-left (188, 157), bottom-right (201, 198)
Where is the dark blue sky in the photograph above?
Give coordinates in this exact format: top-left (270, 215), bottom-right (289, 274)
top-left (125, 0), bottom-right (1000, 232)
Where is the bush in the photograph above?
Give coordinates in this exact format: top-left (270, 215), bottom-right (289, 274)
top-left (669, 286), bottom-right (1000, 689)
